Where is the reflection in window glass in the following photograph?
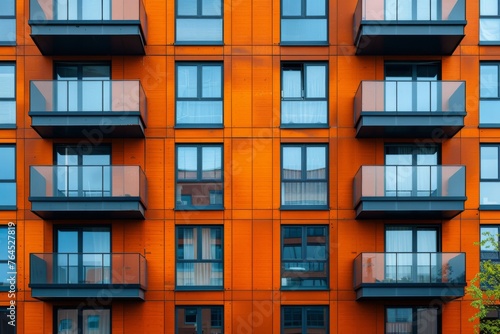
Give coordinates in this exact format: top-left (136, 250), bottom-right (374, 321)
top-left (176, 0), bottom-right (223, 43)
top-left (0, 146), bottom-right (15, 208)
top-left (281, 0), bottom-right (327, 43)
top-left (481, 145), bottom-right (500, 205)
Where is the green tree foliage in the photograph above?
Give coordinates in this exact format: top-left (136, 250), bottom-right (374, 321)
top-left (467, 231), bottom-right (500, 334)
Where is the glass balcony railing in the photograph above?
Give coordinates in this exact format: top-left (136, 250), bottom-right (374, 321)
top-left (30, 253), bottom-right (147, 287)
top-left (30, 165), bottom-right (147, 204)
top-left (353, 165), bottom-right (465, 206)
top-left (353, 252), bottom-right (465, 288)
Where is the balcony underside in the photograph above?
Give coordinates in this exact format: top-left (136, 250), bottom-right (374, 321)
top-left (30, 285), bottom-right (145, 300)
top-left (30, 198), bottom-right (146, 220)
top-left (355, 197), bottom-right (466, 219)
top-left (29, 114), bottom-right (145, 138)
top-left (355, 284), bottom-right (465, 301)
top-left (29, 23), bottom-right (145, 55)
top-left (355, 23), bottom-right (465, 55)
top-left (355, 113), bottom-right (465, 138)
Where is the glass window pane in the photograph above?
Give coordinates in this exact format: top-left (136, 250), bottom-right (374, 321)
top-left (202, 146), bottom-right (222, 179)
top-left (481, 19), bottom-right (500, 42)
top-left (0, 66), bottom-right (14, 98)
top-left (176, 101), bottom-right (223, 124)
top-left (57, 310), bottom-right (79, 333)
top-left (481, 146), bottom-right (499, 179)
top-left (0, 1), bottom-right (14, 15)
top-left (0, 101), bottom-right (15, 125)
top-left (283, 147), bottom-right (302, 179)
top-left (283, 69), bottom-right (302, 98)
top-left (0, 20), bottom-right (16, 43)
top-left (480, 227), bottom-right (498, 251)
top-left (306, 0), bottom-right (325, 15)
top-left (481, 182), bottom-right (500, 204)
top-left (306, 65), bottom-right (326, 98)
top-left (480, 100), bottom-right (500, 124)
top-left (0, 147), bottom-right (15, 180)
top-left (82, 65), bottom-right (110, 79)
top-left (202, 0), bottom-right (221, 15)
top-left (178, 147), bottom-right (198, 179)
top-left (202, 66), bottom-right (222, 98)
top-left (283, 0), bottom-right (302, 16)
top-left (0, 184), bottom-right (15, 206)
top-left (481, 65), bottom-right (499, 98)
top-left (0, 228), bottom-right (7, 261)
top-left (178, 66), bottom-right (198, 98)
top-left (281, 19), bottom-right (327, 43)
top-left (178, 0), bottom-right (198, 15)
top-left (481, 0), bottom-right (499, 15)
top-left (176, 19), bottom-right (223, 42)
top-left (82, 309), bottom-right (110, 333)
top-left (306, 147), bottom-right (326, 179)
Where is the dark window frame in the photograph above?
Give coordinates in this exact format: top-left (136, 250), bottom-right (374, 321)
top-left (480, 0), bottom-right (500, 44)
top-left (176, 144), bottom-right (224, 210)
top-left (54, 306), bottom-right (111, 334)
top-left (0, 63), bottom-right (16, 128)
top-left (175, 0), bottom-right (223, 45)
top-left (0, 0), bottom-right (15, 45)
top-left (175, 306), bottom-right (224, 334)
top-left (280, 143), bottom-right (329, 210)
top-left (175, 225), bottom-right (223, 290)
top-left (480, 144), bottom-right (500, 209)
top-left (281, 62), bottom-right (329, 128)
top-left (480, 63), bottom-right (500, 127)
top-left (281, 306), bottom-right (328, 333)
top-left (0, 145), bottom-right (16, 209)
top-left (281, 225), bottom-right (329, 290)
top-left (385, 306), bottom-right (441, 334)
top-left (175, 62), bottom-right (224, 128)
top-left (280, 0), bottom-right (328, 45)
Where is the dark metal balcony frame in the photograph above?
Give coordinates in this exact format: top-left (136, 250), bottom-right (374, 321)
top-left (353, 252), bottom-right (466, 301)
top-left (353, 0), bottom-right (467, 55)
top-left (354, 80), bottom-right (466, 138)
top-left (29, 252), bottom-right (147, 300)
top-left (28, 0), bottom-right (148, 55)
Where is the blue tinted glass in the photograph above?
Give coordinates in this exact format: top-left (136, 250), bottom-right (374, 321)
top-left (202, 66), bottom-right (222, 98)
top-left (481, 100), bottom-right (500, 124)
top-left (0, 101), bottom-right (15, 125)
top-left (306, 65), bottom-right (326, 98)
top-left (481, 65), bottom-right (498, 98)
top-left (0, 183), bottom-right (15, 206)
top-left (0, 1), bottom-right (15, 15)
top-left (0, 20), bottom-right (15, 43)
top-left (0, 147), bottom-right (15, 180)
top-left (0, 65), bottom-right (15, 98)
top-left (283, 0), bottom-right (301, 16)
top-left (178, 66), bottom-right (198, 98)
top-left (202, 0), bottom-right (221, 15)
top-left (178, 0), bottom-right (197, 15)
top-left (281, 19), bottom-right (327, 42)
top-left (176, 19), bottom-right (223, 42)
top-left (306, 0), bottom-right (325, 15)
top-left (0, 228), bottom-right (7, 260)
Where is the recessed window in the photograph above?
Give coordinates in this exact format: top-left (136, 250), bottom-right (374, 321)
top-left (386, 307), bottom-right (439, 333)
top-left (480, 63), bottom-right (500, 125)
top-left (176, 306), bottom-right (223, 334)
top-left (281, 63), bottom-right (328, 127)
top-left (0, 1), bottom-right (15, 44)
top-left (176, 0), bottom-right (223, 44)
top-left (176, 63), bottom-right (223, 127)
top-left (282, 306), bottom-right (328, 333)
top-left (56, 308), bottom-right (110, 334)
top-left (480, 144), bottom-right (500, 207)
top-left (281, 144), bottom-right (328, 209)
top-left (0, 145), bottom-right (15, 209)
top-left (176, 144), bottom-right (223, 210)
top-left (0, 63), bottom-right (16, 127)
top-left (176, 226), bottom-right (223, 289)
top-left (281, 226), bottom-right (328, 289)
top-left (281, 0), bottom-right (327, 44)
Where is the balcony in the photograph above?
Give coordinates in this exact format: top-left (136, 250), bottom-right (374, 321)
top-left (29, 0), bottom-right (147, 55)
top-left (30, 253), bottom-right (147, 300)
top-left (353, 0), bottom-right (466, 55)
top-left (29, 165), bottom-right (147, 220)
top-left (29, 80), bottom-right (147, 138)
top-left (354, 81), bottom-right (466, 138)
top-left (353, 165), bottom-right (466, 219)
top-left (353, 252), bottom-right (466, 300)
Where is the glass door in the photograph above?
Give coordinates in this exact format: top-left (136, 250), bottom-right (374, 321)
top-left (385, 0), bottom-right (440, 20)
top-left (56, 0), bottom-right (111, 20)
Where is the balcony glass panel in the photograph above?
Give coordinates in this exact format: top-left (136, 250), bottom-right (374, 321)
top-left (357, 0), bottom-right (465, 21)
top-left (353, 252), bottom-right (465, 288)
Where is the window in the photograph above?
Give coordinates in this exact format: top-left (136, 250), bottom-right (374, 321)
top-left (481, 145), bottom-right (500, 207)
top-left (0, 1), bottom-right (15, 44)
top-left (281, 226), bottom-right (328, 289)
top-left (480, 63), bottom-right (500, 125)
top-left (385, 144), bottom-right (439, 197)
top-left (282, 306), bottom-right (328, 333)
top-left (281, 144), bottom-right (328, 208)
top-left (176, 63), bottom-right (223, 127)
top-left (0, 307), bottom-right (15, 333)
top-left (385, 307), bottom-right (439, 334)
top-left (481, 307), bottom-right (500, 333)
top-left (0, 226), bottom-right (14, 290)
top-left (175, 0), bottom-right (222, 44)
top-left (480, 0), bottom-right (500, 43)
top-left (0, 63), bottom-right (15, 127)
top-left (55, 227), bottom-right (110, 284)
top-left (54, 145), bottom-right (111, 198)
top-left (281, 0), bottom-right (327, 44)
top-left (176, 226), bottom-right (223, 289)
top-left (56, 308), bottom-right (110, 334)
top-left (176, 306), bottom-right (223, 334)
top-left (281, 63), bottom-right (328, 127)
top-left (480, 225), bottom-right (500, 262)
top-left (0, 145), bottom-right (15, 209)
top-left (176, 145), bottom-right (223, 210)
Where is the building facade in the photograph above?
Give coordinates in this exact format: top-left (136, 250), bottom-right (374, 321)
top-left (0, 0), bottom-right (496, 332)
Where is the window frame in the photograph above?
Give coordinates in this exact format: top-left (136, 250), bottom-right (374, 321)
top-left (281, 62), bottom-right (329, 128)
top-left (175, 144), bottom-right (224, 210)
top-left (281, 306), bottom-right (329, 333)
top-left (0, 226), bottom-right (15, 292)
top-left (54, 307), bottom-right (111, 334)
top-left (480, 63), bottom-right (500, 127)
top-left (0, 0), bottom-right (15, 45)
top-left (0, 145), bottom-right (16, 210)
top-left (175, 0), bottom-right (223, 45)
top-left (0, 63), bottom-right (16, 128)
top-left (385, 306), bottom-right (441, 334)
top-left (480, 225), bottom-right (500, 262)
top-left (175, 62), bottom-right (224, 128)
top-left (175, 225), bottom-right (223, 290)
top-left (480, 0), bottom-right (500, 44)
top-left (280, 144), bottom-right (329, 210)
top-left (480, 144), bottom-right (500, 209)
top-left (175, 306), bottom-right (223, 334)
top-left (281, 225), bottom-right (329, 290)
top-left (280, 0), bottom-right (328, 45)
